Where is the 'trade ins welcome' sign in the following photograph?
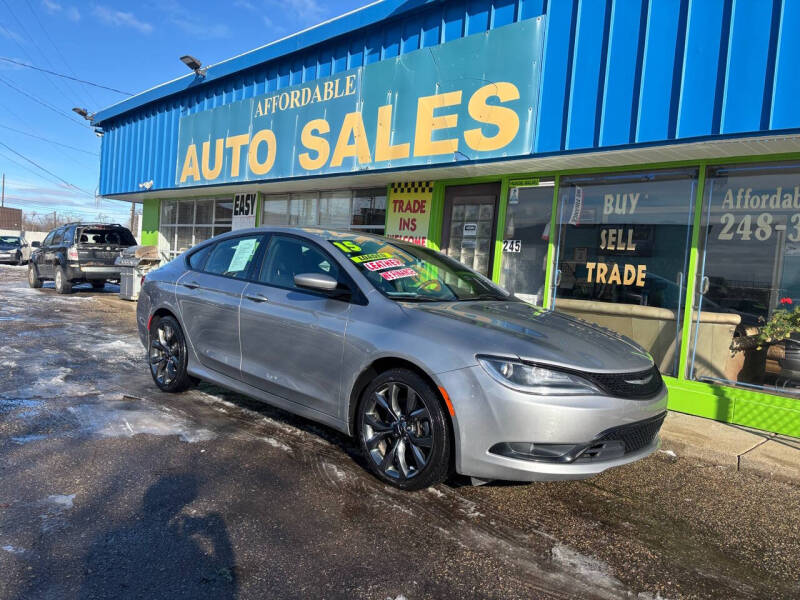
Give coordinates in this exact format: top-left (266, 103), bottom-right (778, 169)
top-left (175, 18), bottom-right (545, 187)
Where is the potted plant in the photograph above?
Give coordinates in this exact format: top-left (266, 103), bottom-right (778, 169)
top-left (757, 298), bottom-right (800, 377)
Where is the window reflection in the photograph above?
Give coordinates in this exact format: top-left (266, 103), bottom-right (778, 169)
top-left (555, 170), bottom-right (697, 376)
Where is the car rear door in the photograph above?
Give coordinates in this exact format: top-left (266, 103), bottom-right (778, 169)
top-left (175, 233), bottom-right (265, 381)
top-left (239, 234), bottom-right (350, 418)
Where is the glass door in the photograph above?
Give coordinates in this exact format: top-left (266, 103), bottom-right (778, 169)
top-left (441, 183), bottom-right (500, 277)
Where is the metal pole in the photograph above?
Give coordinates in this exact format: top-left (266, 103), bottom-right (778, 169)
top-left (129, 201), bottom-right (135, 232)
top-left (1, 173), bottom-right (4, 207)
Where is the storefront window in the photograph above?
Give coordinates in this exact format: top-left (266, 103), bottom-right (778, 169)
top-left (499, 180), bottom-right (554, 305)
top-left (689, 162), bottom-right (800, 397)
top-left (554, 169), bottom-right (697, 376)
top-left (261, 188), bottom-right (387, 234)
top-left (158, 197), bottom-right (234, 259)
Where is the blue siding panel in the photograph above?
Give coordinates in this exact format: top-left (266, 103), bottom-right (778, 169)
top-left (492, 0), bottom-right (517, 27)
top-left (421, 11), bottom-right (441, 47)
top-left (566, 0), bottom-right (608, 150)
top-left (721, 0), bottom-right (775, 133)
top-left (535, 0), bottom-right (575, 153)
top-left (466, 0), bottom-right (490, 34)
top-left (401, 19), bottom-right (420, 53)
top-left (520, 0), bottom-right (546, 19)
top-left (599, 0), bottom-right (644, 146)
top-left (444, 2), bottom-right (465, 41)
top-left (770, 0), bottom-right (800, 129)
top-left (635, 0), bottom-right (681, 143)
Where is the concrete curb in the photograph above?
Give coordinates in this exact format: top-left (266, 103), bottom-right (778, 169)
top-left (659, 411), bottom-right (800, 485)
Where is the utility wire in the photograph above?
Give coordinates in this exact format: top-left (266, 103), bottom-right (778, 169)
top-left (0, 141), bottom-right (94, 198)
top-left (0, 123), bottom-right (98, 156)
top-left (0, 57), bottom-right (134, 97)
top-left (0, 76), bottom-right (90, 128)
top-left (0, 0), bottom-right (83, 109)
top-left (22, 0), bottom-right (99, 107)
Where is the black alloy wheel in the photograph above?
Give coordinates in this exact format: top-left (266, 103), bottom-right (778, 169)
top-left (358, 368), bottom-right (451, 490)
top-left (54, 266), bottom-right (72, 294)
top-left (148, 315), bottom-right (194, 393)
top-left (28, 264), bottom-right (42, 288)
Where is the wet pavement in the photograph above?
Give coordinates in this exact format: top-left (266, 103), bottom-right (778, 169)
top-left (0, 264), bottom-right (798, 600)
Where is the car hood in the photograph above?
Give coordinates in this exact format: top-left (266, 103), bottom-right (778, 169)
top-left (405, 301), bottom-right (654, 373)
top-left (0, 244), bottom-right (18, 250)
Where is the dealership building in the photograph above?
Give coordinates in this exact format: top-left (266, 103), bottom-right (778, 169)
top-left (94, 0), bottom-right (800, 437)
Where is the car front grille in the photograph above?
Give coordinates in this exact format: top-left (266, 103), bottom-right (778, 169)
top-left (582, 366), bottom-right (664, 399)
top-left (587, 412), bottom-right (666, 456)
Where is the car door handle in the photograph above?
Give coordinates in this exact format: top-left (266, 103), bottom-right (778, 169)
top-left (245, 293), bottom-right (270, 303)
top-left (181, 281), bottom-right (200, 290)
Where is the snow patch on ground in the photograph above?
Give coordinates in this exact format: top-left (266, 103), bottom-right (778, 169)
top-left (68, 398), bottom-right (216, 443)
top-left (659, 449), bottom-right (677, 458)
top-left (2, 545), bottom-right (25, 555)
top-left (551, 544), bottom-right (622, 590)
top-left (92, 339), bottom-right (144, 357)
top-left (260, 436), bottom-right (292, 452)
top-left (14, 367), bottom-right (96, 399)
top-left (11, 434), bottom-right (50, 445)
top-left (427, 487), bottom-right (445, 498)
top-left (323, 462), bottom-right (347, 481)
top-left (0, 359), bottom-right (17, 368)
top-left (46, 494), bottom-right (75, 509)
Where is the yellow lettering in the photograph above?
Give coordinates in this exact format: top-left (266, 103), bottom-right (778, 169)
top-left (299, 119), bottom-right (331, 170)
top-left (414, 91), bottom-right (462, 157)
top-left (279, 93), bottom-right (289, 111)
top-left (290, 89), bottom-right (301, 109)
top-left (636, 264), bottom-right (647, 287)
top-left (179, 144), bottom-right (200, 183)
top-left (596, 262), bottom-right (608, 284)
top-left (464, 82), bottom-right (520, 152)
top-left (345, 74), bottom-right (356, 96)
top-left (301, 87), bottom-right (312, 106)
top-left (324, 81), bottom-right (334, 101)
top-left (375, 104), bottom-right (410, 162)
top-left (585, 262), bottom-right (596, 282)
top-left (225, 134), bottom-right (250, 177)
top-left (623, 264), bottom-right (636, 285)
top-left (201, 139), bottom-right (224, 181)
top-left (331, 112), bottom-right (372, 167)
top-left (248, 129), bottom-right (277, 176)
top-left (312, 85), bottom-right (322, 103)
top-left (255, 101), bottom-right (264, 118)
top-left (608, 263), bottom-right (621, 285)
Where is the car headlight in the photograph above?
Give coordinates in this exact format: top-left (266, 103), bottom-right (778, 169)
top-left (477, 356), bottom-right (601, 396)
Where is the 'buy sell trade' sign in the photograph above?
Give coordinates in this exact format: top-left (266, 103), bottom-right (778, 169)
top-left (175, 19), bottom-right (545, 187)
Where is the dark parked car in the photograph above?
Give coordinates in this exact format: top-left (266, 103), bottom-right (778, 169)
top-left (0, 235), bottom-right (24, 265)
top-left (28, 223), bottom-right (137, 294)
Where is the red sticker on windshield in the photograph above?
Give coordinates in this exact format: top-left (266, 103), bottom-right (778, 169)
top-left (380, 268), bottom-right (417, 281)
top-left (363, 258), bottom-right (403, 272)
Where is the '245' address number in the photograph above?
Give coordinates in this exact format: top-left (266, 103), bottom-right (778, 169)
top-left (502, 239), bottom-right (522, 253)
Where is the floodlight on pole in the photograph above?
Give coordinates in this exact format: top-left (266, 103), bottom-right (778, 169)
top-left (72, 107), bottom-right (94, 121)
top-left (180, 55), bottom-right (207, 78)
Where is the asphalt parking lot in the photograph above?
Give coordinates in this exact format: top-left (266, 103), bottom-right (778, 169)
top-left (1, 264), bottom-right (799, 600)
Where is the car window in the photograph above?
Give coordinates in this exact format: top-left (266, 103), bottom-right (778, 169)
top-left (42, 232), bottom-right (55, 247)
top-left (0, 236), bottom-right (21, 246)
top-left (188, 245), bottom-right (212, 271)
top-left (51, 229), bottom-right (63, 245)
top-left (203, 235), bottom-right (261, 279)
top-left (77, 226), bottom-right (136, 246)
top-left (258, 236), bottom-right (341, 291)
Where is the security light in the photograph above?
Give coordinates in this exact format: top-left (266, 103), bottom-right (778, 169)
top-left (180, 55), bottom-right (207, 77)
top-left (72, 107), bottom-right (93, 120)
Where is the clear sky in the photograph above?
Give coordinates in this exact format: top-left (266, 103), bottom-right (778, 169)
top-left (0, 0), bottom-right (371, 227)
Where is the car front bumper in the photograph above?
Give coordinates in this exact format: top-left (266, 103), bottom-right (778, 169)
top-left (0, 251), bottom-right (19, 262)
top-left (437, 365), bottom-right (668, 482)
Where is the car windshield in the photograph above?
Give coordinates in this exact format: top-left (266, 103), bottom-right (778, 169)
top-left (328, 234), bottom-right (514, 302)
top-left (77, 227), bottom-right (136, 246)
top-left (0, 236), bottom-right (20, 246)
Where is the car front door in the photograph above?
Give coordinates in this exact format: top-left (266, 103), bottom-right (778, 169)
top-left (175, 234), bottom-right (265, 381)
top-left (39, 229), bottom-right (60, 278)
top-left (239, 234), bottom-right (351, 418)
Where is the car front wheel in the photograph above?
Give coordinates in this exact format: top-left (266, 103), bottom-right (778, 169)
top-left (28, 264), bottom-right (42, 288)
top-left (357, 368), bottom-right (452, 490)
top-left (148, 315), bottom-right (195, 393)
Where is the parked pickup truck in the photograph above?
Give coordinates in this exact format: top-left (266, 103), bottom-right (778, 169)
top-left (28, 223), bottom-right (137, 294)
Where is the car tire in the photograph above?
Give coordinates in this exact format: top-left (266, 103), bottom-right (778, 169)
top-left (357, 368), bottom-right (452, 491)
top-left (54, 266), bottom-right (72, 294)
top-left (148, 315), bottom-right (195, 393)
top-left (28, 264), bottom-right (42, 288)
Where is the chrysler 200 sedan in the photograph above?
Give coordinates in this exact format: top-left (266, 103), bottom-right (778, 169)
top-left (137, 228), bottom-right (667, 490)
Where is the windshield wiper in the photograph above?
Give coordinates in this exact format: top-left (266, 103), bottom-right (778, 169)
top-left (459, 294), bottom-right (508, 302)
top-left (387, 293), bottom-right (444, 302)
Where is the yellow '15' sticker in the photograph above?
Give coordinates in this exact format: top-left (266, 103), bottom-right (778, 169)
top-left (333, 241), bottom-right (361, 253)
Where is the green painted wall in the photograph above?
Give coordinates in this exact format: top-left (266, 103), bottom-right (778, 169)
top-left (140, 197), bottom-right (160, 247)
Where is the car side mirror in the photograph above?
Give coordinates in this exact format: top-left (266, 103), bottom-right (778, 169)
top-left (294, 273), bottom-right (339, 292)
top-left (31, 241), bottom-right (41, 248)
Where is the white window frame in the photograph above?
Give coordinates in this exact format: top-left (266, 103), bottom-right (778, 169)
top-left (159, 197), bottom-right (234, 259)
top-left (261, 188), bottom-right (387, 233)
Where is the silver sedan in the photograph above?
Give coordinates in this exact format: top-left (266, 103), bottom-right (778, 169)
top-left (137, 228), bottom-right (667, 490)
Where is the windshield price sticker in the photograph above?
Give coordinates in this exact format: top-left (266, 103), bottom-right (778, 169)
top-left (380, 268), bottom-right (417, 281)
top-left (502, 240), bottom-right (522, 253)
top-left (350, 252), bottom-right (392, 263)
top-left (363, 258), bottom-right (404, 271)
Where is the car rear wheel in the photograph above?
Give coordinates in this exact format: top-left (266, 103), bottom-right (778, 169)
top-left (357, 369), bottom-right (451, 490)
top-left (54, 266), bottom-right (72, 294)
top-left (27, 264), bottom-right (42, 288)
top-left (148, 316), bottom-right (194, 393)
